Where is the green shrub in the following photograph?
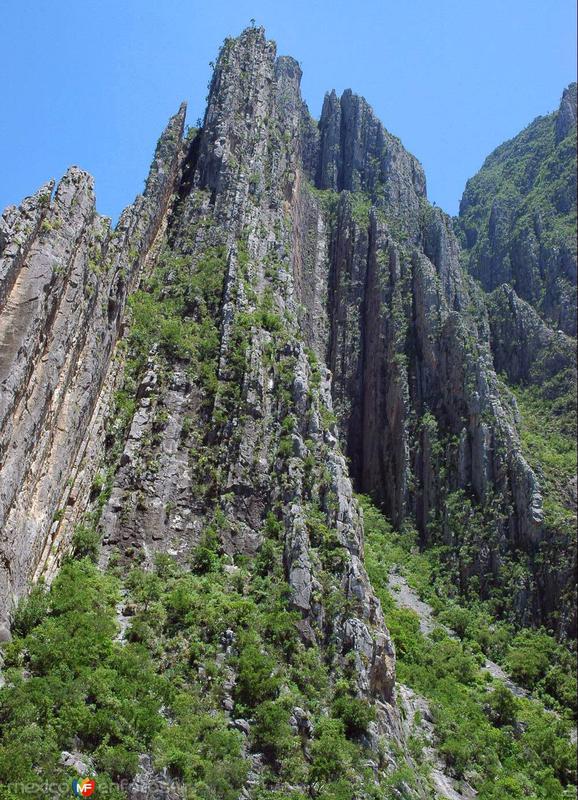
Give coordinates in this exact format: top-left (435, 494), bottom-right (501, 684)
top-left (95, 744), bottom-right (139, 780)
top-left (255, 538), bottom-right (278, 576)
top-left (332, 694), bottom-right (375, 738)
top-left (278, 436), bottom-right (293, 458)
top-left (253, 699), bottom-right (294, 760)
top-left (10, 584), bottom-right (49, 637)
top-left (71, 523), bottom-right (100, 561)
top-left (485, 684), bottom-right (519, 727)
top-left (537, 664), bottom-right (577, 715)
top-left (309, 718), bottom-right (352, 783)
top-left (191, 526), bottom-right (221, 574)
top-left (234, 641), bottom-right (280, 709)
top-left (264, 511), bottom-right (283, 539)
top-left (506, 629), bottom-right (556, 688)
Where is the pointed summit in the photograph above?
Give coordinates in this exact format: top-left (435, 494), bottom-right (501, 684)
top-left (317, 86), bottom-right (426, 230)
top-left (556, 81), bottom-right (577, 142)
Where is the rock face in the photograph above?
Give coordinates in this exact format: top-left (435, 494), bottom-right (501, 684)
top-left (314, 177), bottom-right (575, 635)
top-left (0, 24), bottom-right (576, 794)
top-left (458, 83), bottom-right (577, 335)
top-left (487, 283), bottom-right (575, 389)
top-left (316, 89), bottom-right (426, 225)
top-left (0, 105), bottom-right (186, 621)
top-left (455, 85), bottom-right (577, 634)
top-left (100, 27), bottom-right (398, 709)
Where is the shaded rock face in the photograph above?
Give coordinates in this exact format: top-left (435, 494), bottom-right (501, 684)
top-left (316, 89), bottom-right (426, 231)
top-left (458, 82), bottom-right (577, 336)
top-left (0, 26), bottom-right (575, 780)
top-left (314, 185), bottom-right (574, 632)
top-left (454, 84), bottom-right (577, 634)
top-left (487, 283), bottom-right (575, 389)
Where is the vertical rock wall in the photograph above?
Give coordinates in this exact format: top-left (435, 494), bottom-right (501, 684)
top-left (0, 107), bottom-right (186, 627)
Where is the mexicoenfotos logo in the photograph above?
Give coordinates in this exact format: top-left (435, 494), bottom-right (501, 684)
top-left (72, 778), bottom-right (96, 797)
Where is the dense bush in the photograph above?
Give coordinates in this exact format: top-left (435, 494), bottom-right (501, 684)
top-left (153, 694), bottom-right (246, 798)
top-left (485, 683), bottom-right (519, 728)
top-left (9, 583), bottom-right (49, 637)
top-left (234, 639), bottom-right (280, 709)
top-left (332, 693), bottom-right (375, 738)
top-left (1, 503), bottom-right (412, 799)
top-left (0, 561), bottom-right (164, 796)
top-left (309, 718), bottom-right (353, 783)
top-left (71, 523), bottom-right (101, 561)
top-left (252, 699), bottom-right (294, 761)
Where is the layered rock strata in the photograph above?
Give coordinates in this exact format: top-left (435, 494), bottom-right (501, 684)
top-left (0, 106), bottom-right (186, 627)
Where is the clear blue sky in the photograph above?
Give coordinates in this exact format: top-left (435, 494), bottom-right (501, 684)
top-left (1, 0), bottom-right (576, 219)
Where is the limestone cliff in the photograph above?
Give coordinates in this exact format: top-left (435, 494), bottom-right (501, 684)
top-left (0, 106), bottom-right (186, 634)
top-left (0, 25), bottom-right (576, 799)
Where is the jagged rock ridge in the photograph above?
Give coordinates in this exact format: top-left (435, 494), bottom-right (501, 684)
top-left (0, 106), bottom-right (186, 636)
top-left (458, 82), bottom-right (577, 335)
top-left (0, 24), bottom-right (576, 797)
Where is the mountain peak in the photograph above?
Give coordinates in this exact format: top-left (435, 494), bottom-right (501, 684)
top-left (556, 80), bottom-right (577, 142)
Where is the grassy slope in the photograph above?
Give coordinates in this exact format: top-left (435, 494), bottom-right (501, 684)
top-left (509, 384), bottom-right (576, 536)
top-left (459, 107), bottom-right (577, 261)
top-left (361, 495), bottom-right (577, 800)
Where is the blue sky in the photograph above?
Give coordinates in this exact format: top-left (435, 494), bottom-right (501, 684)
top-left (1, 0), bottom-right (576, 219)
